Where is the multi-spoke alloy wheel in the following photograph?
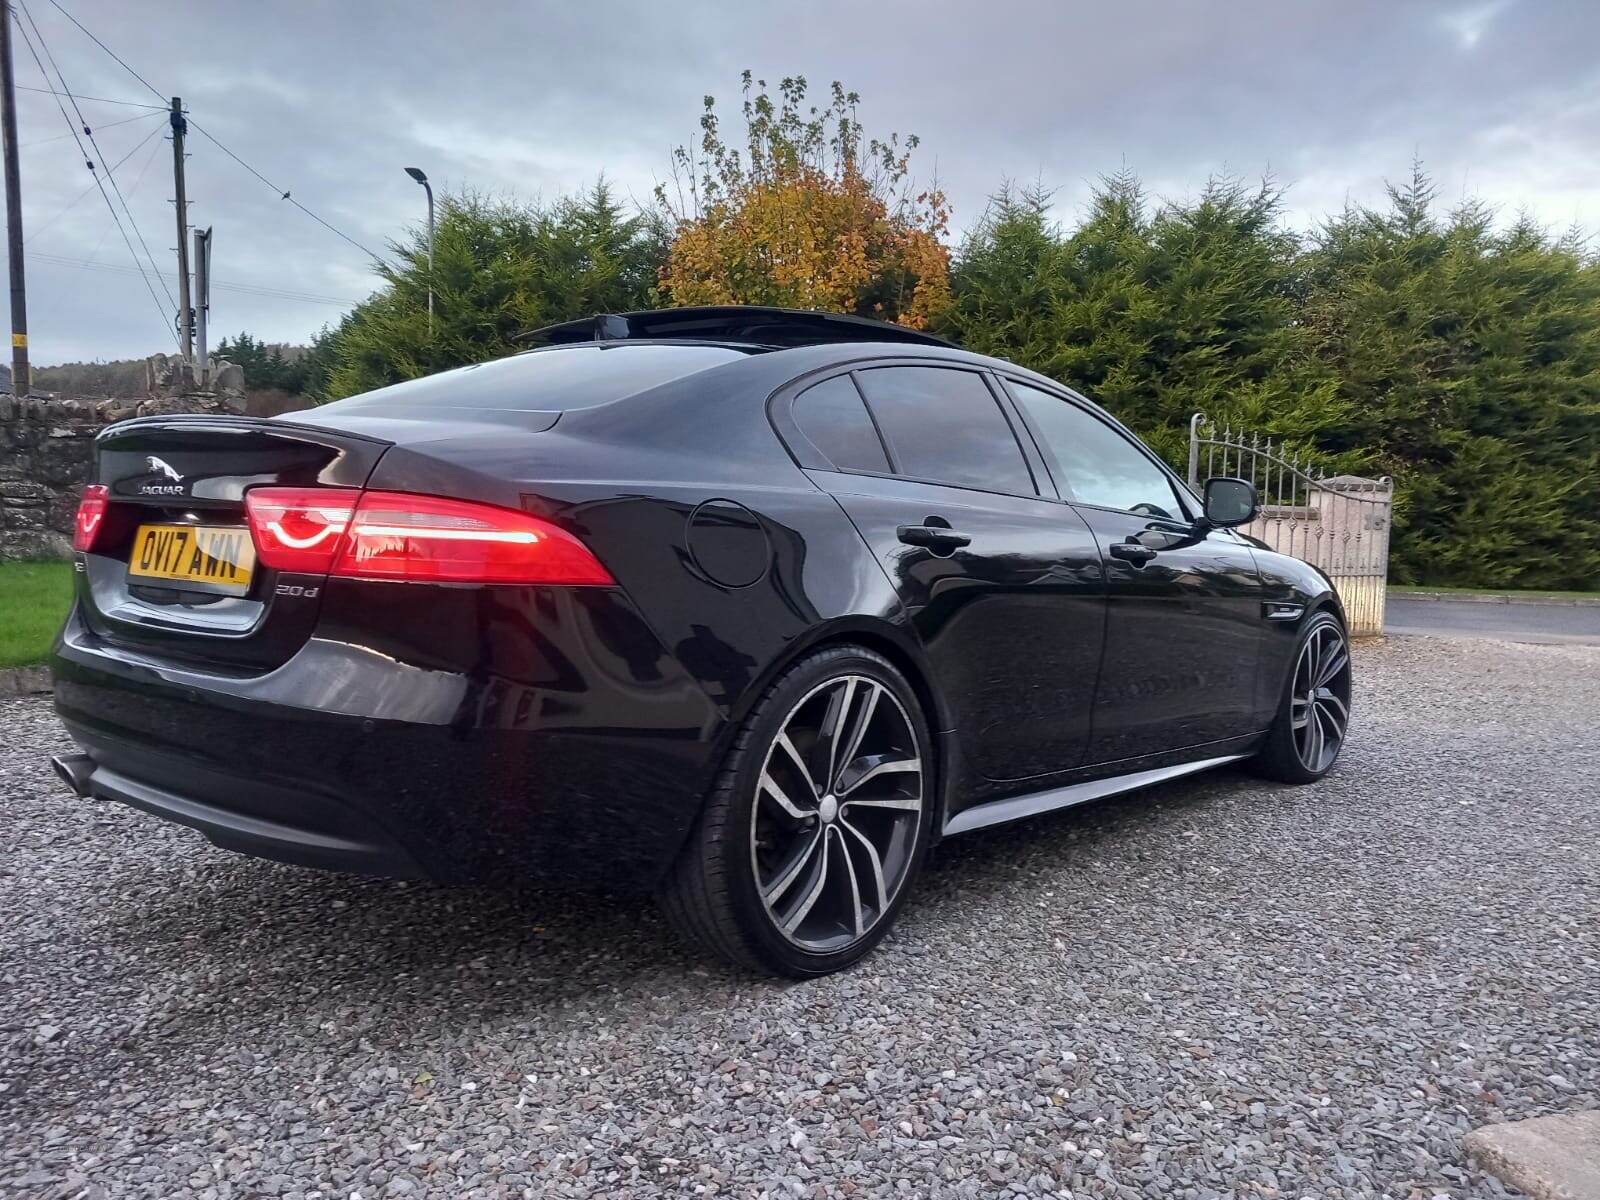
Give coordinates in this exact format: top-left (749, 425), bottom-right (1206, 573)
top-left (1250, 612), bottom-right (1354, 784)
top-left (657, 645), bottom-right (932, 976)
top-left (751, 675), bottom-right (923, 952)
top-left (1291, 621), bottom-right (1351, 772)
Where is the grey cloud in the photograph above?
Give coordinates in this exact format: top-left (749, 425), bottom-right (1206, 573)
top-left (8, 0), bottom-right (1597, 364)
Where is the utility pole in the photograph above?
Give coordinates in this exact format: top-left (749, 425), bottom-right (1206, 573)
top-left (1, 0), bottom-right (30, 394)
top-left (170, 97), bottom-right (192, 362)
top-left (192, 226), bottom-right (211, 385)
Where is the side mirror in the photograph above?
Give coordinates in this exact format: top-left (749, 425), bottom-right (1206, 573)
top-left (1202, 477), bottom-right (1259, 528)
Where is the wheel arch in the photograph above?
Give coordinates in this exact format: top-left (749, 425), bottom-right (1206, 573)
top-left (1302, 563), bottom-right (1349, 627)
top-left (1304, 590), bottom-right (1349, 637)
top-left (706, 615), bottom-right (958, 833)
top-left (717, 616), bottom-right (943, 726)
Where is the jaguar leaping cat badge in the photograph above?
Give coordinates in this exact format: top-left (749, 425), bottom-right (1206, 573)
top-left (146, 456), bottom-right (183, 482)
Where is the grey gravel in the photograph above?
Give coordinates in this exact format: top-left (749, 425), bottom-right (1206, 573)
top-left (2, 635), bottom-right (1598, 1199)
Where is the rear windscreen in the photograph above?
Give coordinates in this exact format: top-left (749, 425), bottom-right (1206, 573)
top-left (316, 343), bottom-right (755, 414)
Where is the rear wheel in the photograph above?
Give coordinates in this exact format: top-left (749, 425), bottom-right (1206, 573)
top-left (658, 645), bottom-right (932, 977)
top-left (1250, 613), bottom-right (1353, 783)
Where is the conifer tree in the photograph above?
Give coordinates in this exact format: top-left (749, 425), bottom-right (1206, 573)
top-left (942, 172), bottom-right (1349, 469)
top-left (322, 181), bottom-right (665, 400)
top-left (1303, 165), bottom-right (1600, 587)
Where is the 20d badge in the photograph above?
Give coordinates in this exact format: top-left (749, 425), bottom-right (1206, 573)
top-left (127, 524), bottom-right (257, 596)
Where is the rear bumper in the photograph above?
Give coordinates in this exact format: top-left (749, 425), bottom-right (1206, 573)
top-left (51, 588), bottom-right (727, 888)
top-left (53, 737), bottom-right (427, 879)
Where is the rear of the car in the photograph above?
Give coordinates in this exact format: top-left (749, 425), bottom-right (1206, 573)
top-left (50, 344), bottom-right (752, 887)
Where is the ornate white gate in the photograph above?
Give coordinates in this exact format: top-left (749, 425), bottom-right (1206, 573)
top-left (1188, 414), bottom-right (1393, 636)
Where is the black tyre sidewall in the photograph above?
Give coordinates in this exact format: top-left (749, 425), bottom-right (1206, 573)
top-left (724, 648), bottom-right (934, 977)
top-left (1257, 611), bottom-right (1349, 784)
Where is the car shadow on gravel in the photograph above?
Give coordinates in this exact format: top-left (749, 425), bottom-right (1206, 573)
top-left (81, 760), bottom-right (1272, 1029)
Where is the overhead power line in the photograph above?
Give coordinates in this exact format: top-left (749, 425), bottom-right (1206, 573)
top-left (29, 252), bottom-right (362, 307)
top-left (45, 0), bottom-right (164, 102)
top-left (21, 105), bottom-right (158, 147)
top-left (187, 120), bottom-right (385, 264)
top-left (25, 114), bottom-right (163, 243)
top-left (16, 0), bottom-right (175, 312)
top-left (14, 81), bottom-right (165, 108)
top-left (44, 0), bottom-right (386, 269)
top-left (8, 8), bottom-right (174, 343)
top-left (75, 122), bottom-right (164, 259)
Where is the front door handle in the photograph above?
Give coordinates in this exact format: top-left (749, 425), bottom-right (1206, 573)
top-left (897, 524), bottom-right (972, 551)
top-left (1108, 540), bottom-right (1158, 566)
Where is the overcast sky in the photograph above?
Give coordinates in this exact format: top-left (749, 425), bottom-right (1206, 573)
top-left (6, 0), bottom-right (1598, 364)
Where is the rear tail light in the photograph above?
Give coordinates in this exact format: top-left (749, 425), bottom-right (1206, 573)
top-left (244, 488), bottom-right (359, 573)
top-left (334, 491), bottom-right (614, 585)
top-left (72, 485), bottom-right (110, 552)
top-left (244, 487), bottom-right (613, 585)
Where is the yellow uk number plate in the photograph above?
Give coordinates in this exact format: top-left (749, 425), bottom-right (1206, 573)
top-left (127, 523), bottom-right (256, 596)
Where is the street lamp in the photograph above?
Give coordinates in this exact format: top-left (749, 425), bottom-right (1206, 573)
top-left (405, 166), bottom-right (434, 334)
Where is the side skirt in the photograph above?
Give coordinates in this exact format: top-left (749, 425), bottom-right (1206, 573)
top-left (941, 754), bottom-right (1248, 838)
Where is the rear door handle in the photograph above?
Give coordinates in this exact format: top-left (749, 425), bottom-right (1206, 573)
top-left (1108, 540), bottom-right (1158, 566)
top-left (897, 524), bottom-right (971, 551)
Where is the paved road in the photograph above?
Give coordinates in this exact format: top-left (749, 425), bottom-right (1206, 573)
top-left (4, 637), bottom-right (1599, 1198)
top-left (1387, 595), bottom-right (1600, 645)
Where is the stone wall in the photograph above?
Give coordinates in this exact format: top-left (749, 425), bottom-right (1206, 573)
top-left (0, 391), bottom-right (239, 561)
top-left (0, 352), bottom-right (251, 560)
top-left (1, 395), bottom-right (110, 560)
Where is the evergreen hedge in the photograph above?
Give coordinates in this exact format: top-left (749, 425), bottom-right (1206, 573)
top-left (940, 169), bottom-right (1600, 591)
top-left (317, 166), bottom-right (1598, 591)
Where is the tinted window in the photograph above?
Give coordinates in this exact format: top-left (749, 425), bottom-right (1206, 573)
top-left (792, 376), bottom-right (890, 473)
top-left (317, 343), bottom-right (754, 414)
top-left (1009, 381), bottom-right (1185, 518)
top-left (856, 367), bottom-right (1033, 495)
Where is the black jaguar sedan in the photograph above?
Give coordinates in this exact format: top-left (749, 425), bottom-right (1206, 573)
top-left (50, 306), bottom-right (1352, 977)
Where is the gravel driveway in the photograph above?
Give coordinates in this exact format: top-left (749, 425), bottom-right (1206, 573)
top-left (3, 636), bottom-right (1597, 1199)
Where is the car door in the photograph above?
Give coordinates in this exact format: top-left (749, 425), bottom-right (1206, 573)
top-left (1003, 378), bottom-right (1266, 765)
top-left (780, 364), bottom-right (1105, 782)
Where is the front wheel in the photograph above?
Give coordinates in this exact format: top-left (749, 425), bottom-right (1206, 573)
top-left (657, 645), bottom-right (933, 977)
top-left (1249, 613), bottom-right (1353, 784)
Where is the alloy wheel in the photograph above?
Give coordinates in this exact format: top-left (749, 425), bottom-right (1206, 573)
top-left (1291, 622), bottom-right (1352, 773)
top-left (750, 675), bottom-right (924, 952)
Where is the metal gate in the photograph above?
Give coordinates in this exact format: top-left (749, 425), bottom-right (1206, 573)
top-left (1188, 413), bottom-right (1393, 636)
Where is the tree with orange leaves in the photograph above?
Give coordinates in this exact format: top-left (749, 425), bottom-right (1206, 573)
top-left (656, 74), bottom-right (952, 330)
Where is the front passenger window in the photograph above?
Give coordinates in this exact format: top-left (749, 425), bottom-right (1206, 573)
top-left (1008, 381), bottom-right (1185, 519)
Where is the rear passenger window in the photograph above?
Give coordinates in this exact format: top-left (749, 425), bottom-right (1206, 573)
top-left (856, 367), bottom-right (1034, 495)
top-left (792, 376), bottom-right (891, 474)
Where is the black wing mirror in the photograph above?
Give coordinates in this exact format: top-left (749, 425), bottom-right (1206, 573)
top-left (1201, 477), bottom-right (1259, 528)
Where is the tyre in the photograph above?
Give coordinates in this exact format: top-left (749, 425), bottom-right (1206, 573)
top-left (658, 645), bottom-right (934, 977)
top-left (1249, 612), bottom-right (1353, 784)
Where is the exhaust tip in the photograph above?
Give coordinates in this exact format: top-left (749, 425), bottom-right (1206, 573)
top-left (50, 753), bottom-right (95, 797)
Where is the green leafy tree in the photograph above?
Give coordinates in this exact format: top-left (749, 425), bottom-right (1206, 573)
top-left (321, 180), bottom-right (666, 400)
top-left (656, 73), bottom-right (951, 328)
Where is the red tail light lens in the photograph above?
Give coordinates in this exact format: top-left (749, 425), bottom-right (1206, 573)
top-left (244, 488), bottom-right (359, 573)
top-left (73, 484), bottom-right (111, 552)
top-left (332, 491), bottom-right (614, 585)
top-left (245, 487), bottom-right (614, 585)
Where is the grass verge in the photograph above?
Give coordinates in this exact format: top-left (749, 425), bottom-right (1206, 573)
top-left (0, 560), bottom-right (73, 668)
top-left (1392, 584), bottom-right (1600, 601)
